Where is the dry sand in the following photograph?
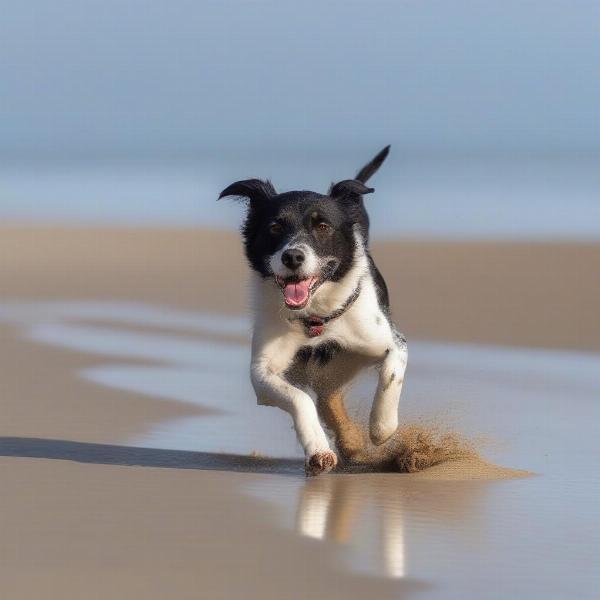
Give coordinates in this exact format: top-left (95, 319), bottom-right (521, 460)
top-left (0, 225), bottom-right (595, 598)
top-left (1, 225), bottom-right (599, 350)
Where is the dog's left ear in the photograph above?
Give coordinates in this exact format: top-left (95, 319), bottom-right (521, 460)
top-left (218, 178), bottom-right (277, 204)
top-left (329, 179), bottom-right (374, 199)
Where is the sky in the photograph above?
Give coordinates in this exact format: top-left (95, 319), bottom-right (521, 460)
top-left (1, 0), bottom-right (599, 156)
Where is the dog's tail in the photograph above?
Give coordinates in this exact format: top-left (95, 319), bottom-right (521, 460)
top-left (355, 145), bottom-right (390, 184)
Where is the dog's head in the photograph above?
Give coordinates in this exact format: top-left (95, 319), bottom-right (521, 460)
top-left (219, 146), bottom-right (389, 310)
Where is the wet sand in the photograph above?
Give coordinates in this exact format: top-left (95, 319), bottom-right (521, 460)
top-left (1, 226), bottom-right (599, 598)
top-left (0, 458), bottom-right (420, 600)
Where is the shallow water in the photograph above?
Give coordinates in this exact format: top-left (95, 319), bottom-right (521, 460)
top-left (1, 301), bottom-right (599, 597)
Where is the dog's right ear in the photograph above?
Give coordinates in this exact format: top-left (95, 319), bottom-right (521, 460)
top-left (329, 179), bottom-right (374, 199)
top-left (218, 179), bottom-right (276, 204)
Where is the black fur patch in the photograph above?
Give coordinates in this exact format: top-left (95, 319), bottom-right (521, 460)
top-left (368, 255), bottom-right (390, 315)
top-left (313, 341), bottom-right (342, 366)
top-left (383, 371), bottom-right (396, 391)
top-left (295, 346), bottom-right (313, 364)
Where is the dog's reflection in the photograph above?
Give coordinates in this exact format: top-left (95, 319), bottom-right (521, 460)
top-left (296, 475), bottom-right (407, 578)
top-left (294, 473), bottom-right (488, 579)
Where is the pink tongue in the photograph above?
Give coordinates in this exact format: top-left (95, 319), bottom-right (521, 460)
top-left (283, 280), bottom-right (311, 306)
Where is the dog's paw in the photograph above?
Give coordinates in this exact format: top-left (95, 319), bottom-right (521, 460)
top-left (369, 420), bottom-right (398, 446)
top-left (305, 450), bottom-right (338, 477)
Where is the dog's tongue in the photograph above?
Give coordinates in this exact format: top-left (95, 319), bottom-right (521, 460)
top-left (283, 280), bottom-right (311, 307)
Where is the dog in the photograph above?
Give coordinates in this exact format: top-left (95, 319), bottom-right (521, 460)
top-left (219, 146), bottom-right (407, 475)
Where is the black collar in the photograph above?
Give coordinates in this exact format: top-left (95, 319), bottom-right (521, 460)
top-left (289, 280), bottom-right (362, 337)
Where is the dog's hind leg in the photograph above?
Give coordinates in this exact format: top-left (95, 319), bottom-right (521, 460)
top-left (318, 390), bottom-right (365, 463)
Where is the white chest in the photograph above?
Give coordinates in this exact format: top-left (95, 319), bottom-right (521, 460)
top-left (251, 274), bottom-right (394, 374)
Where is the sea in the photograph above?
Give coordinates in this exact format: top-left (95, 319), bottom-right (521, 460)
top-left (1, 153), bottom-right (599, 239)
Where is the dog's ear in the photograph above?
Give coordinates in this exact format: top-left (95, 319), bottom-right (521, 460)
top-left (218, 179), bottom-right (276, 204)
top-left (329, 179), bottom-right (374, 199)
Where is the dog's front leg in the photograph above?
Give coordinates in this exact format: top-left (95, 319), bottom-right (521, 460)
top-left (370, 341), bottom-right (408, 445)
top-left (251, 362), bottom-right (337, 476)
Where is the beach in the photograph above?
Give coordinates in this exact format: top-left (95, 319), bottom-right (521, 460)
top-left (3, 0), bottom-right (600, 595)
top-left (2, 225), bottom-right (599, 350)
top-left (1, 225), bottom-right (599, 599)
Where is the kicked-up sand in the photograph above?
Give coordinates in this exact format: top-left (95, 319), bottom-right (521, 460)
top-left (1, 226), bottom-right (599, 599)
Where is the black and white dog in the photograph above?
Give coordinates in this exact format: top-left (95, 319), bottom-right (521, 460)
top-left (219, 147), bottom-right (407, 475)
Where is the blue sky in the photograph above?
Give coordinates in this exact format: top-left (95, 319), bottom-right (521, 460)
top-left (1, 0), bottom-right (599, 155)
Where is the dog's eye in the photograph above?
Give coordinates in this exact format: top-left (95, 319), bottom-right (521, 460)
top-left (269, 222), bottom-right (283, 235)
top-left (315, 222), bottom-right (331, 233)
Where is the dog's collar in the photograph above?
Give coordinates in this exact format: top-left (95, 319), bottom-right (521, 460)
top-left (289, 280), bottom-right (363, 337)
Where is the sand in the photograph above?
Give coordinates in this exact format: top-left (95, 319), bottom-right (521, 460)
top-left (362, 425), bottom-right (531, 479)
top-left (0, 225), bottom-right (597, 598)
top-left (1, 225), bottom-right (599, 351)
top-left (0, 457), bottom-right (419, 600)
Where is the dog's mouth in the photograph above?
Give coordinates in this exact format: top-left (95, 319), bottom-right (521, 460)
top-left (275, 276), bottom-right (320, 310)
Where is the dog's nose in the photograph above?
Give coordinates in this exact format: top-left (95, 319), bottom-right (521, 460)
top-left (281, 248), bottom-right (305, 271)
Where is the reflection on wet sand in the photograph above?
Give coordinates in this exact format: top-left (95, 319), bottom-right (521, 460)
top-left (0, 434), bottom-right (499, 581)
top-left (297, 475), bottom-right (406, 577)
top-left (289, 474), bottom-right (492, 579)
